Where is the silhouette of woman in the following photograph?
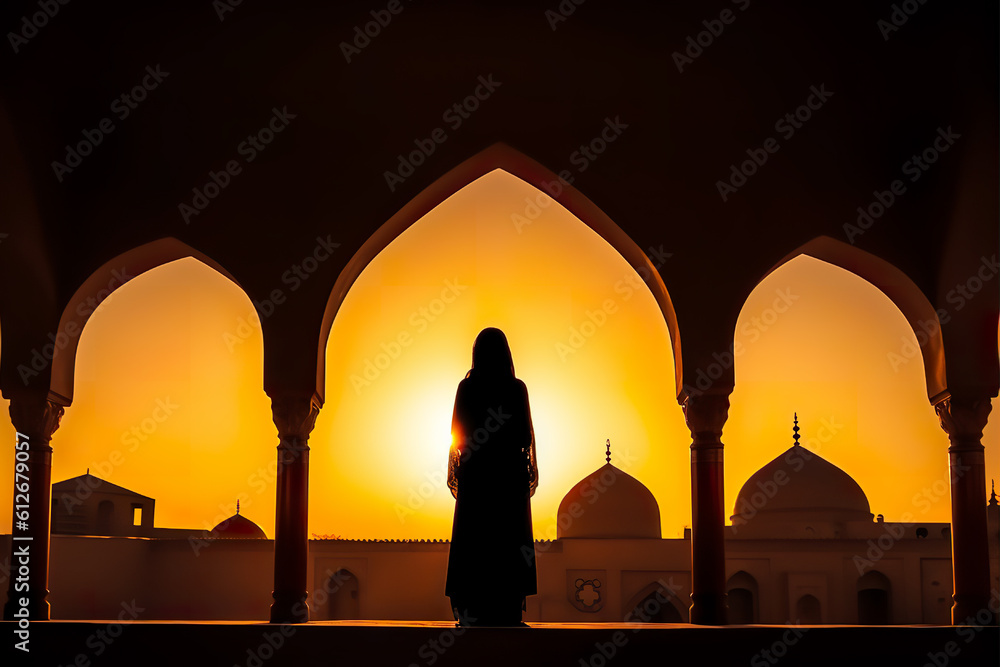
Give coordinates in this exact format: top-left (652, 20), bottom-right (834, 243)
top-left (446, 327), bottom-right (538, 626)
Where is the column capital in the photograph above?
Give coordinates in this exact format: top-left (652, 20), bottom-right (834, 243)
top-left (270, 394), bottom-right (321, 446)
top-left (682, 392), bottom-right (731, 449)
top-left (9, 395), bottom-right (65, 447)
top-left (934, 395), bottom-right (991, 452)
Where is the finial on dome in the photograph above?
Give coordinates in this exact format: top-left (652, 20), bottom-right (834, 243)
top-left (606, 439), bottom-right (611, 464)
top-left (793, 413), bottom-right (800, 447)
top-left (236, 500), bottom-right (241, 515)
top-left (990, 480), bottom-right (998, 507)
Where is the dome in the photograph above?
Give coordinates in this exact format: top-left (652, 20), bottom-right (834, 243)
top-left (732, 431), bottom-right (872, 526)
top-left (557, 462), bottom-right (661, 539)
top-left (211, 504), bottom-right (266, 538)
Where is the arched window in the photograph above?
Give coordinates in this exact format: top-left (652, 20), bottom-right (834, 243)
top-left (857, 571), bottom-right (891, 624)
top-left (795, 594), bottom-right (822, 624)
top-left (727, 571), bottom-right (759, 624)
top-left (327, 569), bottom-right (360, 620)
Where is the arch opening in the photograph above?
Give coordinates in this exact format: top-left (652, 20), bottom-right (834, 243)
top-left (30, 257), bottom-right (278, 622)
top-left (857, 571), bottom-right (892, 624)
top-left (314, 166), bottom-right (691, 540)
top-left (320, 143), bottom-right (682, 398)
top-left (623, 581), bottom-right (685, 623)
top-left (760, 236), bottom-right (945, 402)
top-left (727, 253), bottom-right (953, 532)
top-left (795, 594), bottom-right (822, 624)
top-left (726, 571), bottom-right (759, 624)
top-left (326, 569), bottom-right (360, 620)
top-left (50, 237), bottom-right (243, 403)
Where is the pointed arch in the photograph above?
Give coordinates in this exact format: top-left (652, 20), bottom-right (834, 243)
top-left (325, 568), bottom-right (360, 620)
top-left (857, 570), bottom-right (892, 624)
top-left (50, 238), bottom-right (244, 403)
top-left (319, 142), bottom-right (682, 395)
top-left (761, 235), bottom-right (946, 402)
top-left (795, 594), bottom-right (822, 624)
top-left (623, 580), bottom-right (686, 623)
top-left (726, 570), bottom-right (759, 624)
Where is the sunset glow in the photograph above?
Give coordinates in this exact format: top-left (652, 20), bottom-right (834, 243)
top-left (1, 170), bottom-right (997, 540)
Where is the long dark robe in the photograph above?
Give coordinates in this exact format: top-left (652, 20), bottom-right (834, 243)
top-left (445, 375), bottom-right (537, 625)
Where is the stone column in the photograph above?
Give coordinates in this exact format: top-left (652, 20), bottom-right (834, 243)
top-left (935, 395), bottom-right (995, 625)
top-left (3, 395), bottom-right (65, 621)
top-left (682, 391), bottom-right (730, 625)
top-left (269, 394), bottom-right (320, 623)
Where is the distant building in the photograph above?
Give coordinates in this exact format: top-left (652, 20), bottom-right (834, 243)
top-left (52, 472), bottom-right (155, 537)
top-left (7, 423), bottom-right (997, 624)
top-left (50, 472), bottom-right (254, 539)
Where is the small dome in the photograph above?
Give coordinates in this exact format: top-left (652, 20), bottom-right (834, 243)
top-left (732, 443), bottom-right (872, 525)
top-left (211, 505), bottom-right (266, 538)
top-left (557, 463), bottom-right (661, 538)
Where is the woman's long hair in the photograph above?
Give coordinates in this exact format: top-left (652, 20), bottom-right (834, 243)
top-left (465, 327), bottom-right (515, 380)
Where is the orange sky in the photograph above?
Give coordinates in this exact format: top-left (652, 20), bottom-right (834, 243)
top-left (1, 170), bottom-right (997, 540)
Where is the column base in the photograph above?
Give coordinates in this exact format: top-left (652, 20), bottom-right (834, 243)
top-left (690, 593), bottom-right (728, 625)
top-left (269, 592), bottom-right (309, 623)
top-left (952, 593), bottom-right (998, 626)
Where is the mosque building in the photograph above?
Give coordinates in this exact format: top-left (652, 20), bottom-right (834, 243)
top-left (9, 419), bottom-right (996, 626)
